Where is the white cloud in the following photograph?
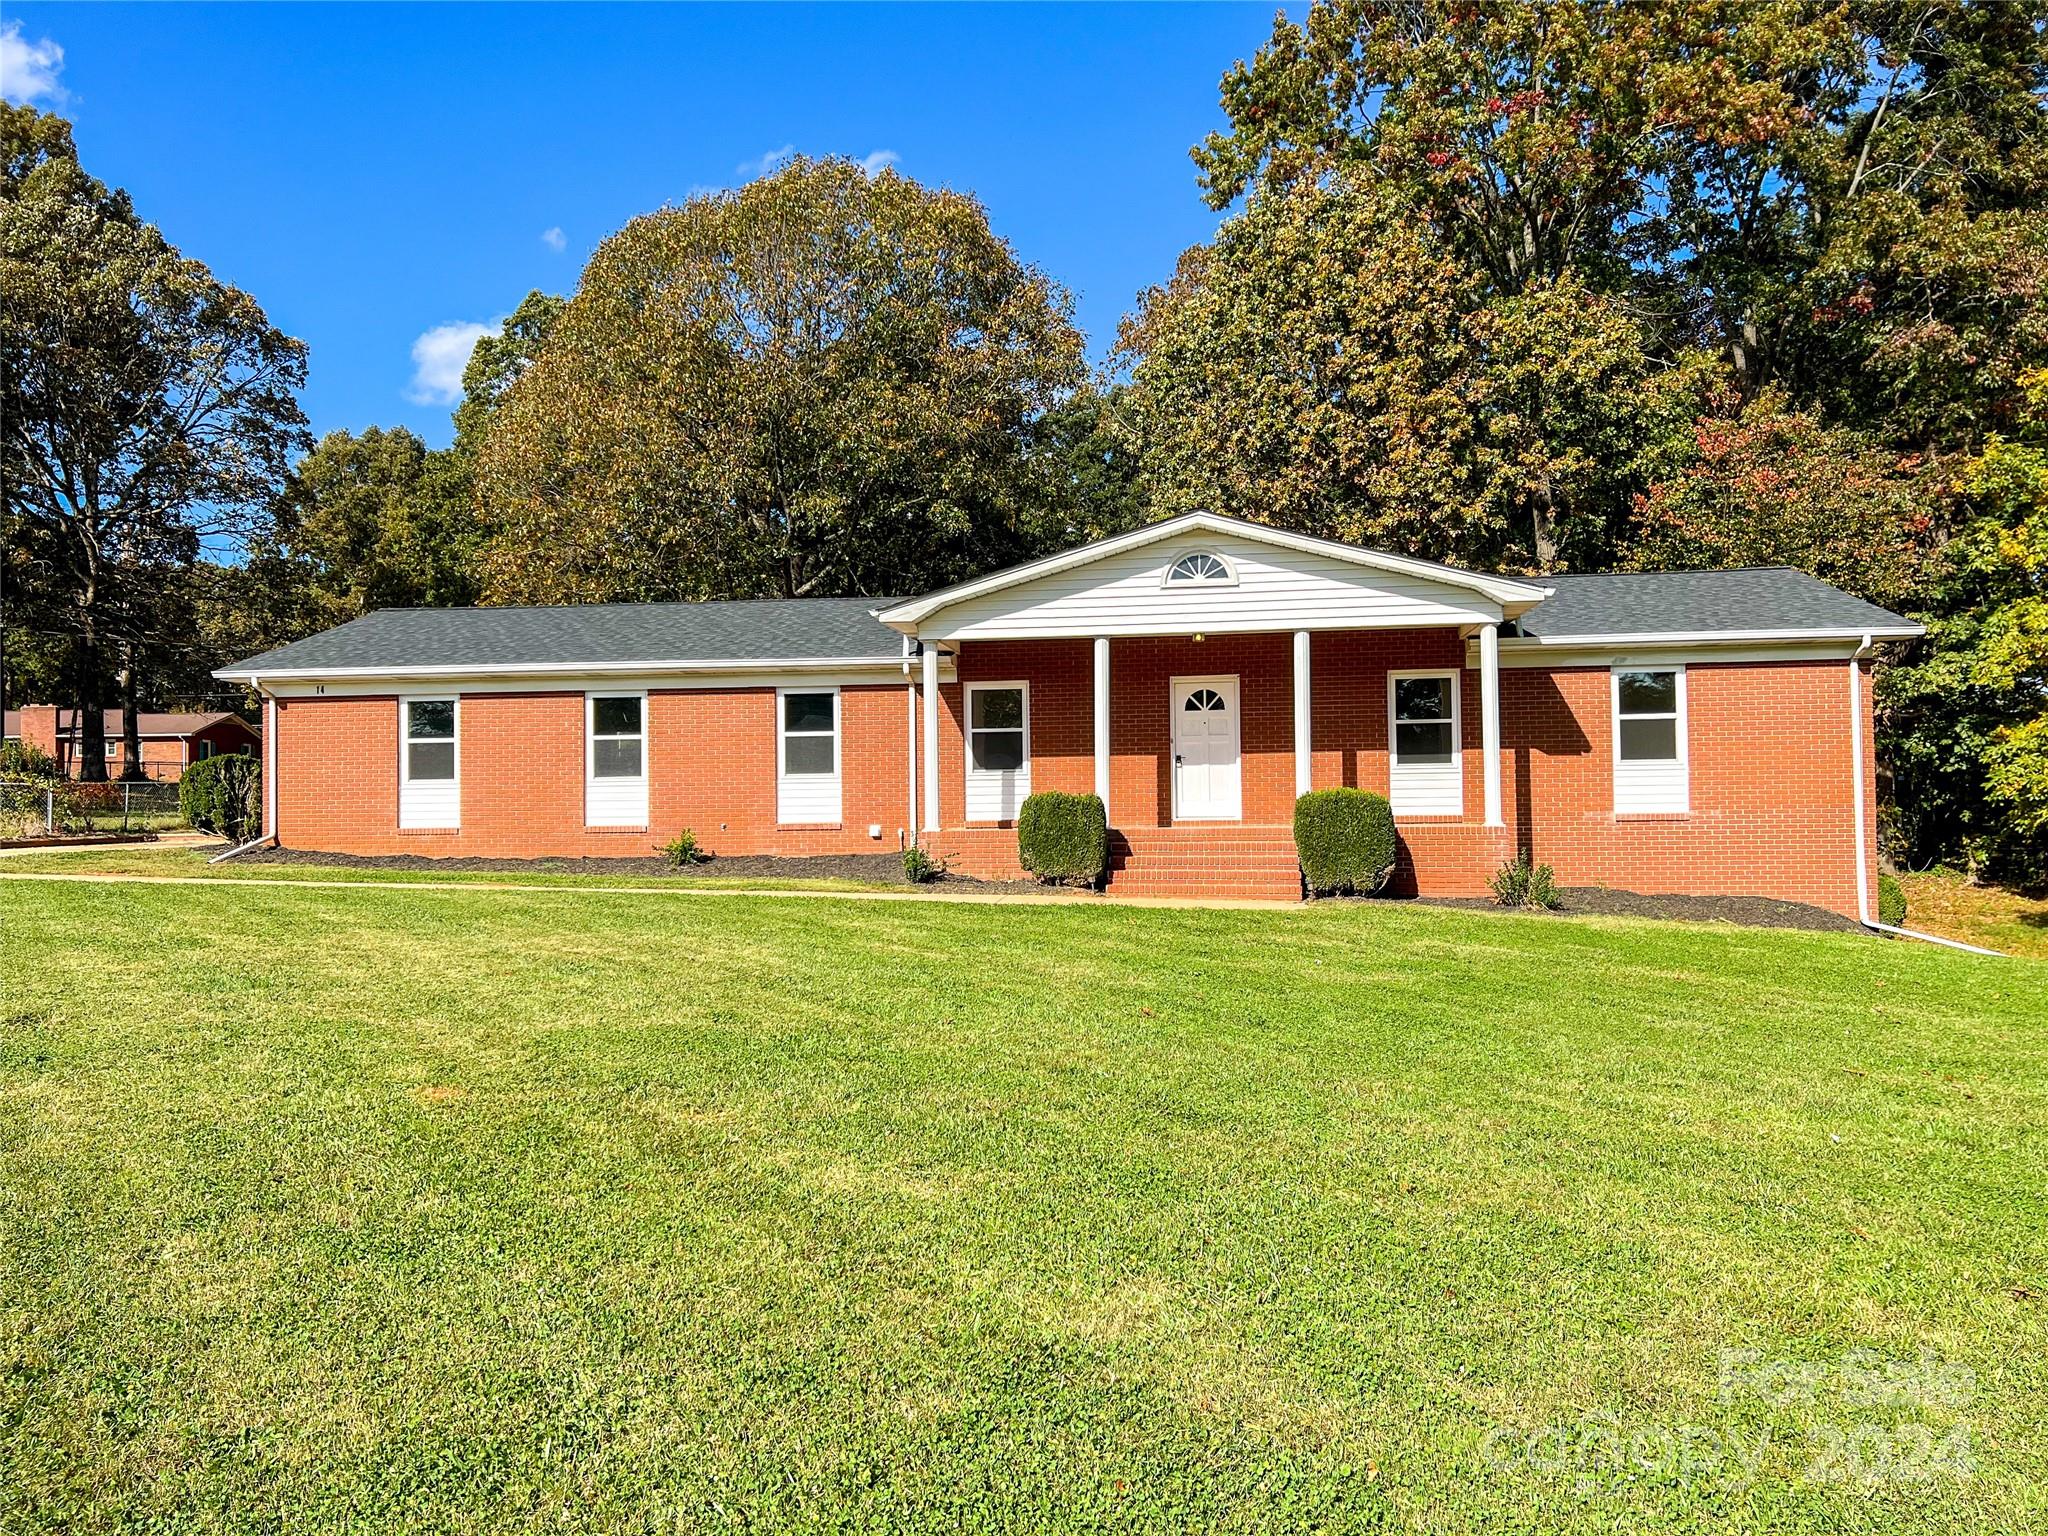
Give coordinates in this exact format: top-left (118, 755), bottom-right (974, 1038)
top-left (735, 143), bottom-right (794, 180)
top-left (0, 21), bottom-right (66, 104)
top-left (405, 321), bottom-right (495, 406)
top-left (858, 150), bottom-right (899, 177)
top-left (540, 226), bottom-right (566, 252)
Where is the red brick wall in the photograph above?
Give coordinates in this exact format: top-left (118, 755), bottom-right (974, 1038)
top-left (933, 635), bottom-right (1876, 915)
top-left (271, 642), bottom-right (1881, 915)
top-left (275, 685), bottom-right (915, 859)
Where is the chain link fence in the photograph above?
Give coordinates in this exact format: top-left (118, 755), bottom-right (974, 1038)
top-left (1, 779), bottom-right (187, 839)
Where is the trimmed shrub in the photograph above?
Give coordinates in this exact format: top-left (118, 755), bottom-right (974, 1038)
top-left (902, 844), bottom-right (943, 884)
top-left (1293, 789), bottom-right (1396, 897)
top-left (1878, 871), bottom-right (1908, 927)
top-left (1017, 792), bottom-right (1108, 887)
top-left (663, 829), bottom-right (708, 866)
top-left (179, 754), bottom-right (262, 840)
top-left (1489, 852), bottom-right (1561, 909)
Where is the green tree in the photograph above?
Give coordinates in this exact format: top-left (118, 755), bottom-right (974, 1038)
top-left (1120, 176), bottom-right (1654, 571)
top-left (286, 427), bottom-right (480, 618)
top-left (0, 104), bottom-right (307, 777)
top-left (1620, 388), bottom-right (1934, 612)
top-left (452, 290), bottom-right (564, 461)
top-left (1025, 384), bottom-right (1150, 546)
top-left (474, 158), bottom-right (1085, 602)
top-left (1882, 376), bottom-right (2048, 884)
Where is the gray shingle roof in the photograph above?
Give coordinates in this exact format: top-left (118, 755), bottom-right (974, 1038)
top-left (1516, 568), bottom-right (1919, 640)
top-left (219, 564), bottom-right (1920, 678)
top-left (222, 597), bottom-right (903, 675)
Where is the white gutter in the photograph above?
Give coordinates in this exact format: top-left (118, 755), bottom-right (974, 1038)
top-left (212, 654), bottom-right (901, 686)
top-left (1845, 634), bottom-right (2002, 955)
top-left (1504, 624), bottom-right (1925, 651)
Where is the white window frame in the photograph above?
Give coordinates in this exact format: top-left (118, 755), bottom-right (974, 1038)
top-left (964, 680), bottom-right (1031, 822)
top-left (398, 695), bottom-right (460, 830)
top-left (777, 685), bottom-right (842, 826)
top-left (1386, 669), bottom-right (1462, 818)
top-left (1160, 549), bottom-right (1239, 588)
top-left (585, 691), bottom-right (649, 828)
top-left (1611, 665), bottom-right (1689, 814)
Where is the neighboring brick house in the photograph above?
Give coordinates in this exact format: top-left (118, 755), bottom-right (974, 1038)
top-left (216, 512), bottom-right (1921, 919)
top-left (4, 706), bottom-right (260, 782)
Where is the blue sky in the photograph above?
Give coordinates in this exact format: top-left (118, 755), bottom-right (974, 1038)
top-left (3, 3), bottom-right (1286, 448)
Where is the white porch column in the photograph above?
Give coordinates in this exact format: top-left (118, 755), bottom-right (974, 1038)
top-left (1480, 621), bottom-right (1503, 827)
top-left (905, 680), bottom-right (918, 838)
top-left (922, 642), bottom-right (941, 832)
top-left (1092, 636), bottom-right (1111, 810)
top-left (1292, 630), bottom-right (1312, 798)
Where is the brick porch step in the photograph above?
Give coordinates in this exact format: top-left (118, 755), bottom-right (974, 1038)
top-left (1106, 826), bottom-right (1303, 900)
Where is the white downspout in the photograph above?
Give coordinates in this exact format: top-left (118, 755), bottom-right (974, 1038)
top-left (903, 636), bottom-right (918, 847)
top-left (1847, 635), bottom-right (2001, 955)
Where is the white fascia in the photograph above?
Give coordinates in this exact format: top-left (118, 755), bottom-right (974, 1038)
top-left (212, 655), bottom-right (912, 688)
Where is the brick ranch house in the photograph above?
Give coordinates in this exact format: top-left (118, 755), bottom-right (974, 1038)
top-left (216, 512), bottom-right (1922, 917)
top-left (4, 705), bottom-right (259, 782)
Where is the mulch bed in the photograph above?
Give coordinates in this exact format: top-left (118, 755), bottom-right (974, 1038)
top-left (233, 848), bottom-right (1858, 930)
top-left (1408, 886), bottom-right (1861, 934)
top-left (235, 845), bottom-right (1049, 892)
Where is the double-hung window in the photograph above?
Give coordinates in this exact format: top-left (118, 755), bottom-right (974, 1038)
top-left (965, 681), bottom-right (1030, 821)
top-left (586, 693), bottom-right (648, 827)
top-left (778, 688), bottom-right (841, 824)
top-left (1387, 670), bottom-right (1462, 817)
top-left (1612, 667), bottom-right (1688, 813)
top-left (399, 697), bottom-right (459, 829)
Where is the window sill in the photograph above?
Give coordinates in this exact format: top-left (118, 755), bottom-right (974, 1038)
top-left (777, 822), bottom-right (842, 831)
top-left (397, 826), bottom-right (459, 836)
top-left (582, 825), bottom-right (649, 834)
top-left (1614, 811), bottom-right (1691, 822)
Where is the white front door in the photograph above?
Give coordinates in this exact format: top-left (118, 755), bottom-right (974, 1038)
top-left (1172, 675), bottom-right (1241, 820)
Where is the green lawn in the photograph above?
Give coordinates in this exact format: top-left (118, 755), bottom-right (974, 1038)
top-left (1, 879), bottom-right (2042, 1533)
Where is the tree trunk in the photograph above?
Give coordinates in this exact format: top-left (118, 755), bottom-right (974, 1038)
top-left (75, 621), bottom-right (108, 782)
top-left (119, 644), bottom-right (144, 781)
top-left (1531, 480), bottom-right (1559, 573)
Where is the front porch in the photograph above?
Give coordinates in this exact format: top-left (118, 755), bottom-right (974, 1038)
top-left (878, 513), bottom-right (1546, 900)
top-left (913, 628), bottom-right (1515, 899)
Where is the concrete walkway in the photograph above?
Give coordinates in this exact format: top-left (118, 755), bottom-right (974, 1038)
top-left (0, 832), bottom-right (224, 858)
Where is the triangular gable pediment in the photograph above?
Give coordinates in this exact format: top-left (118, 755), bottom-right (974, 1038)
top-left (878, 512), bottom-right (1549, 641)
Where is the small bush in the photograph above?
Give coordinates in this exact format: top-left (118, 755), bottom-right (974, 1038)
top-left (1489, 852), bottom-right (1561, 910)
top-left (1292, 789), bottom-right (1396, 897)
top-left (663, 829), bottom-right (708, 866)
top-left (902, 845), bottom-right (943, 884)
top-left (1017, 792), bottom-right (1108, 887)
top-left (1877, 871), bottom-right (1908, 927)
top-left (0, 738), bottom-right (58, 781)
top-left (179, 755), bottom-right (262, 840)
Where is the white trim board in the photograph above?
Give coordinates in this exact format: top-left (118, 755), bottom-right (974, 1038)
top-left (249, 665), bottom-right (950, 699)
top-left (1466, 635), bottom-right (1918, 670)
top-left (215, 655), bottom-right (913, 687)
